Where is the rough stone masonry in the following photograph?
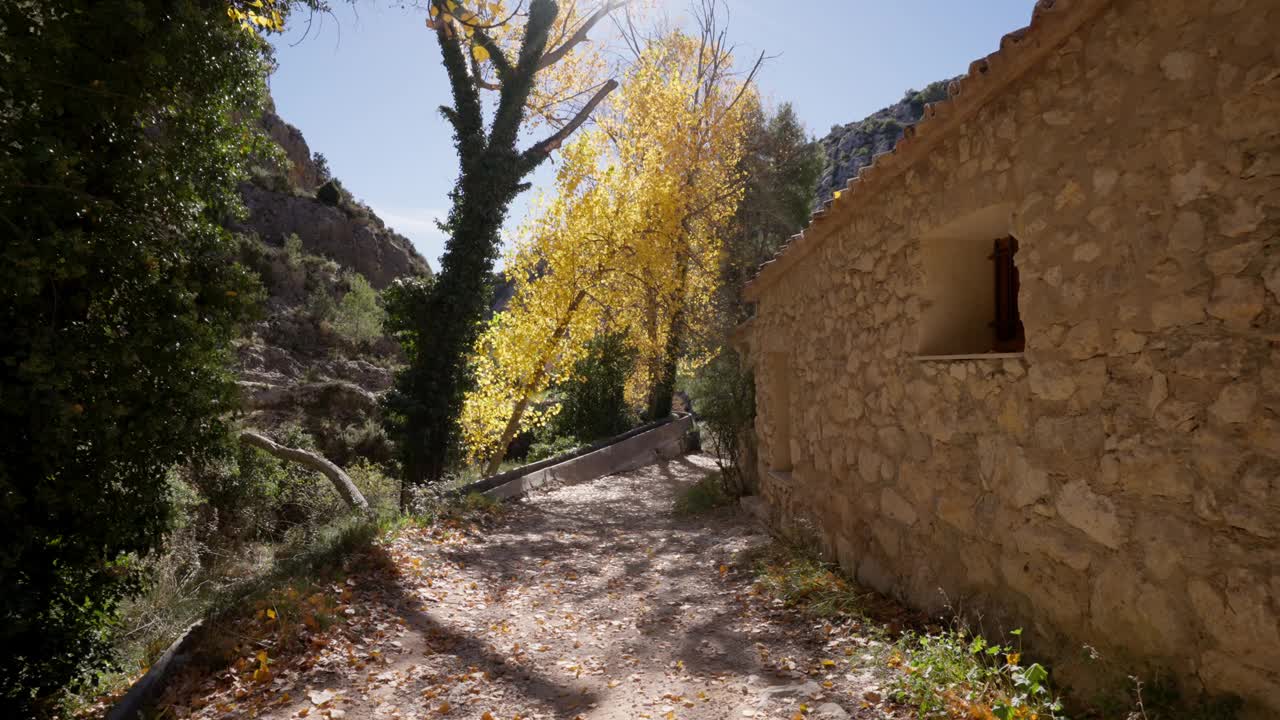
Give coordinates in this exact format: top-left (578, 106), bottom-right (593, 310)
top-left (737, 0), bottom-right (1279, 716)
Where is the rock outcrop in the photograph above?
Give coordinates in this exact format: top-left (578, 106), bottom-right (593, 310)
top-left (260, 100), bottom-right (321, 190)
top-left (235, 106), bottom-right (430, 290)
top-left (236, 182), bottom-right (426, 290)
top-left (815, 80), bottom-right (951, 205)
top-left (230, 103), bottom-right (431, 464)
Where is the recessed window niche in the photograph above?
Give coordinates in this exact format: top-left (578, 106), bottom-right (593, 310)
top-left (916, 204), bottom-right (1024, 358)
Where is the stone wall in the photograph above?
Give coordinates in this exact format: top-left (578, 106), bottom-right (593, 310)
top-left (741, 0), bottom-right (1279, 715)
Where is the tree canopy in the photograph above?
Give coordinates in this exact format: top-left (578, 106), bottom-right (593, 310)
top-left (460, 19), bottom-right (758, 468)
top-left (0, 0), bottom-right (281, 709)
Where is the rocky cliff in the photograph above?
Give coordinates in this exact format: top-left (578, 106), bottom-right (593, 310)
top-left (234, 101), bottom-right (430, 290)
top-left (815, 80), bottom-right (951, 205)
top-left (231, 104), bottom-right (431, 464)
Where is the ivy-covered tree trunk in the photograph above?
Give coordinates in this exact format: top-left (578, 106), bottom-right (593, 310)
top-left (402, 161), bottom-right (534, 484)
top-left (386, 0), bottom-right (619, 492)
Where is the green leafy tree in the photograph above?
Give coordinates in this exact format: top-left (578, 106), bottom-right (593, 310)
top-left (333, 271), bottom-right (386, 346)
top-left (0, 0), bottom-right (273, 709)
top-left (381, 275), bottom-right (438, 505)
top-left (312, 151), bottom-right (332, 183)
top-left (384, 0), bottom-right (623, 491)
top-left (721, 103), bottom-right (825, 322)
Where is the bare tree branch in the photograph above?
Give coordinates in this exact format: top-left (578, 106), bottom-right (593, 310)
top-left (537, 0), bottom-right (626, 70)
top-left (240, 430), bottom-right (370, 513)
top-left (522, 78), bottom-right (618, 164)
top-left (723, 49), bottom-right (766, 117)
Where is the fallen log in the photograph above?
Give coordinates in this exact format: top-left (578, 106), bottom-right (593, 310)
top-left (239, 430), bottom-right (370, 512)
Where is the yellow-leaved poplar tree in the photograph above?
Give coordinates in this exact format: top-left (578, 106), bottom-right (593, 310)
top-left (461, 14), bottom-right (760, 471)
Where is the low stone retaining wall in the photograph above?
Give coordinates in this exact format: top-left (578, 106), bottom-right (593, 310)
top-left (458, 414), bottom-right (695, 501)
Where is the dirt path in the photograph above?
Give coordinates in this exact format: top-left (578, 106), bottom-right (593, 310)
top-left (164, 454), bottom-right (895, 720)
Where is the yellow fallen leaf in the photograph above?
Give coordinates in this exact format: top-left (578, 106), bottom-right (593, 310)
top-left (267, 608), bottom-right (277, 620)
top-left (821, 659), bottom-right (835, 667)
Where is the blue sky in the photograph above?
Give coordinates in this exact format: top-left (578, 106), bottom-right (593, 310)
top-left (268, 1), bottom-right (1035, 268)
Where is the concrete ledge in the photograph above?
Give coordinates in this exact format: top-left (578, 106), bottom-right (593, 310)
top-left (454, 415), bottom-right (681, 497)
top-left (914, 352), bottom-right (1025, 361)
top-left (107, 620), bottom-right (203, 720)
top-left (466, 414), bottom-right (695, 501)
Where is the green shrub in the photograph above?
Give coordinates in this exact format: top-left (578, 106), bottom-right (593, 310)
top-left (189, 425), bottom-right (361, 548)
top-left (332, 271), bottom-right (385, 346)
top-left (346, 459), bottom-right (401, 516)
top-left (527, 434), bottom-right (581, 462)
top-left (306, 284), bottom-right (338, 325)
top-left (312, 152), bottom-right (332, 184)
top-left (284, 233), bottom-right (305, 267)
top-left (674, 472), bottom-right (734, 515)
top-left (551, 331), bottom-right (637, 441)
top-left (249, 163), bottom-right (292, 193)
top-left (687, 349), bottom-right (756, 496)
top-left (459, 491), bottom-right (503, 516)
top-left (887, 627), bottom-right (1066, 720)
top-left (316, 178), bottom-right (343, 206)
top-left (338, 418), bottom-right (396, 466)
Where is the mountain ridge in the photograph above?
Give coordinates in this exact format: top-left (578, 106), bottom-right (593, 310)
top-left (814, 79), bottom-right (953, 206)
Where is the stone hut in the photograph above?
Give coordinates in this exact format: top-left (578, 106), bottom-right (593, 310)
top-left (735, 0), bottom-right (1279, 714)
